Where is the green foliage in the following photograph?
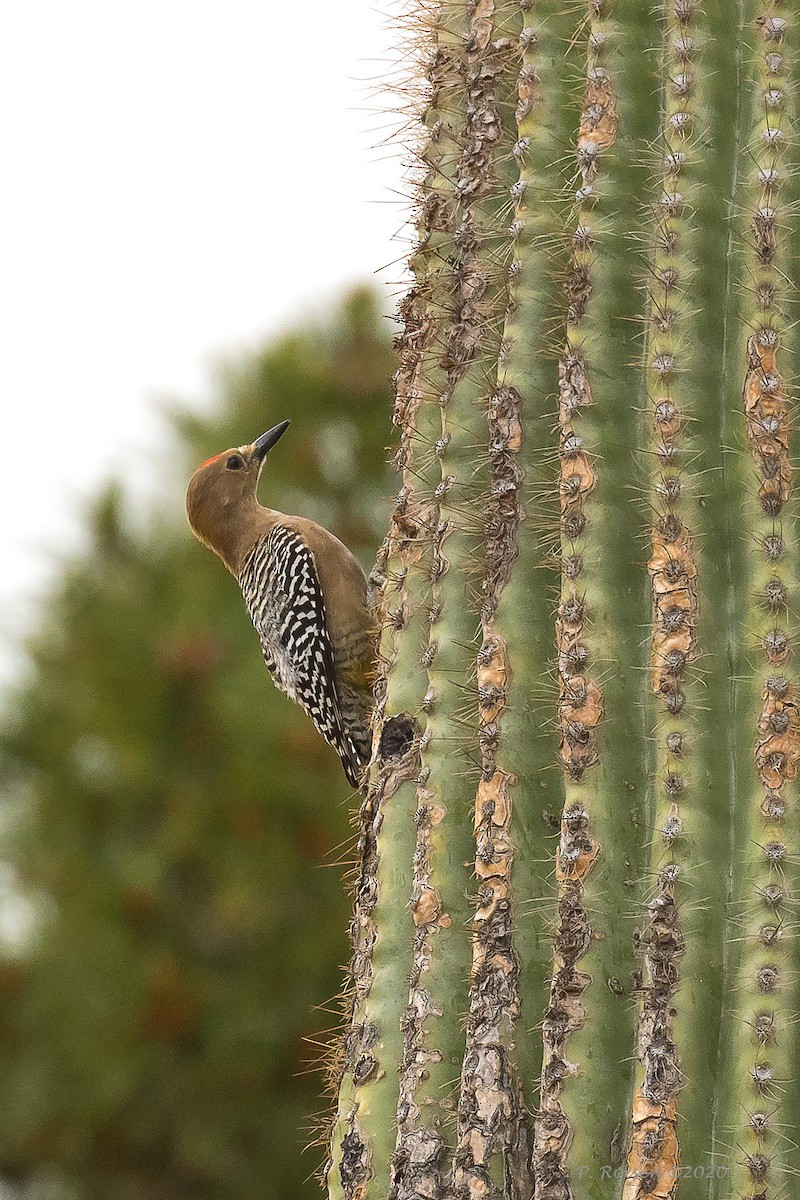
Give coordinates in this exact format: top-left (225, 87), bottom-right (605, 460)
top-left (0, 288), bottom-right (393, 1199)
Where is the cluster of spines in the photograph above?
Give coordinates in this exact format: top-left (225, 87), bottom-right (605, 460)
top-left (727, 3), bottom-right (799, 1192)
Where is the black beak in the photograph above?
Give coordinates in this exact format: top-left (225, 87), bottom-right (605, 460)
top-left (252, 420), bottom-right (290, 463)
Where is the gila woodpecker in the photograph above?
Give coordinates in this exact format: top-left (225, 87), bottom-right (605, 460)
top-left (186, 421), bottom-right (375, 788)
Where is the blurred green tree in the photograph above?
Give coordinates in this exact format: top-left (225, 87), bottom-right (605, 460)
top-left (0, 288), bottom-right (393, 1200)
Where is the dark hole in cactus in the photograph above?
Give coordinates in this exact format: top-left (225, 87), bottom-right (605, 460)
top-left (378, 714), bottom-right (419, 763)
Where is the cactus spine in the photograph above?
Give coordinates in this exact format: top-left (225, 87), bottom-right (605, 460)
top-left (328, 1), bottom-right (800, 1197)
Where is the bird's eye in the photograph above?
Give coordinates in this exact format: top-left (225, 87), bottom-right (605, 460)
top-left (226, 455), bottom-right (244, 471)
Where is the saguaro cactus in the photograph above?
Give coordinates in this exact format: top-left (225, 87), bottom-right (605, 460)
top-left (328, 1), bottom-right (799, 1196)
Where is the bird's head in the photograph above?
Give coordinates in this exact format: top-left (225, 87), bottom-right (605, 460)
top-left (186, 420), bottom-right (290, 569)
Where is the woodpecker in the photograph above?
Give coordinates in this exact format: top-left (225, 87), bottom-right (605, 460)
top-left (186, 421), bottom-right (375, 788)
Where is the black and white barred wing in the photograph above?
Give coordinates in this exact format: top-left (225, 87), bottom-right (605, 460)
top-left (238, 525), bottom-right (364, 786)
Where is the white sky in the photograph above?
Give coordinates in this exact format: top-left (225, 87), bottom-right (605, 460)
top-left (0, 0), bottom-right (410, 686)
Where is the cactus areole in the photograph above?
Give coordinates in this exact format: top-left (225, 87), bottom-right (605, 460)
top-left (327, 1), bottom-right (800, 1197)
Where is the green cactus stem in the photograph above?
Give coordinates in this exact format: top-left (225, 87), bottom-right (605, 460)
top-left (326, 1), bottom-right (800, 1197)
